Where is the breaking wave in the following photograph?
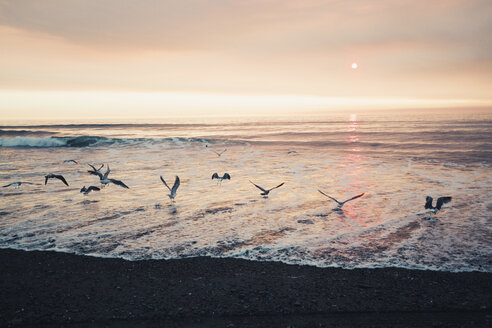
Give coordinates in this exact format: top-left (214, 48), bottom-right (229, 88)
top-left (0, 136), bottom-right (216, 148)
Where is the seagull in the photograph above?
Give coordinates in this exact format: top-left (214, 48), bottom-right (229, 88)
top-left (80, 186), bottom-right (100, 195)
top-left (211, 148), bottom-right (227, 157)
top-left (96, 165), bottom-right (129, 189)
top-left (318, 190), bottom-right (364, 210)
top-left (212, 173), bottom-right (231, 182)
top-left (250, 181), bottom-right (285, 197)
top-left (64, 159), bottom-right (78, 164)
top-left (2, 181), bottom-right (40, 188)
top-left (45, 174), bottom-right (69, 186)
top-left (425, 196), bottom-right (452, 213)
top-left (160, 175), bottom-right (180, 201)
top-left (87, 163), bottom-right (104, 176)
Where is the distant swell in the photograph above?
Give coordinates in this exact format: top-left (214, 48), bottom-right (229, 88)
top-left (0, 136), bottom-right (216, 148)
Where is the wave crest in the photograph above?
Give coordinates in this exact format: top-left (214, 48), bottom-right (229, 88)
top-left (0, 136), bottom-right (217, 148)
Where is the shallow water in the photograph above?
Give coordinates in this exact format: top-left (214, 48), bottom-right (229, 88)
top-left (1, 110), bottom-right (491, 272)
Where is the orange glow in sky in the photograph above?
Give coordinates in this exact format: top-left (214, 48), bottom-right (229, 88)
top-left (0, 0), bottom-right (490, 120)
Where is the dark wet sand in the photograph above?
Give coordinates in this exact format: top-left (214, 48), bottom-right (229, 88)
top-left (1, 249), bottom-right (490, 327)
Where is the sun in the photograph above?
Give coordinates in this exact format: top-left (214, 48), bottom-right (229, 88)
top-left (351, 63), bottom-right (358, 69)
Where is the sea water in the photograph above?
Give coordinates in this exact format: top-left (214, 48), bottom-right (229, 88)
top-left (0, 109), bottom-right (491, 272)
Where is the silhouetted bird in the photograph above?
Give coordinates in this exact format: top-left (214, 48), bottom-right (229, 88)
top-left (212, 173), bottom-right (231, 181)
top-left (318, 190), bottom-right (364, 209)
top-left (250, 181), bottom-right (285, 197)
top-left (45, 174), bottom-right (69, 186)
top-left (425, 196), bottom-right (452, 213)
top-left (94, 165), bottom-right (129, 189)
top-left (212, 149), bottom-right (227, 157)
top-left (3, 181), bottom-right (40, 188)
top-left (87, 163), bottom-right (104, 176)
top-left (80, 186), bottom-right (100, 195)
top-left (160, 175), bottom-right (180, 201)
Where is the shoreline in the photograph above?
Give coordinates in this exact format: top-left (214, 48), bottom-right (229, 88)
top-left (1, 248), bottom-right (491, 327)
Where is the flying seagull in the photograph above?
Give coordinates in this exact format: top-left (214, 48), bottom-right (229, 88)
top-left (87, 163), bottom-right (104, 176)
top-left (45, 174), bottom-right (69, 186)
top-left (318, 190), bottom-right (364, 209)
top-left (250, 181), bottom-right (285, 196)
top-left (80, 186), bottom-right (100, 195)
top-left (96, 165), bottom-right (129, 189)
top-left (212, 173), bottom-right (231, 182)
top-left (64, 159), bottom-right (78, 164)
top-left (3, 181), bottom-right (40, 188)
top-left (160, 175), bottom-right (180, 201)
top-left (212, 149), bottom-right (227, 157)
top-left (425, 196), bottom-right (452, 213)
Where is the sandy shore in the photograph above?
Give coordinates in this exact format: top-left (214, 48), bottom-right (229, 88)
top-left (1, 248), bottom-right (490, 327)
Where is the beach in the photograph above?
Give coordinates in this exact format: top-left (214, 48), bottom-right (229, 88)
top-left (1, 248), bottom-right (490, 327)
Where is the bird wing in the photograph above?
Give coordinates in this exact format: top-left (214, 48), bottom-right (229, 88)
top-left (219, 149), bottom-right (227, 155)
top-left (269, 182), bottom-right (285, 191)
top-left (91, 171), bottom-right (103, 179)
top-left (80, 186), bottom-right (86, 192)
top-left (22, 182), bottom-right (40, 185)
top-left (103, 165), bottom-right (111, 179)
top-left (436, 196), bottom-right (452, 210)
top-left (110, 179), bottom-right (129, 189)
top-left (341, 193), bottom-right (365, 204)
top-left (249, 181), bottom-right (266, 192)
top-left (171, 176), bottom-right (180, 194)
top-left (424, 196), bottom-right (433, 209)
top-left (55, 175), bottom-right (69, 186)
top-left (2, 183), bottom-right (13, 187)
top-left (160, 176), bottom-right (171, 191)
top-left (88, 186), bottom-right (100, 192)
top-left (212, 173), bottom-right (219, 180)
top-left (223, 173), bottom-right (231, 180)
top-left (318, 190), bottom-right (341, 205)
top-left (44, 176), bottom-right (49, 185)
top-left (88, 163), bottom-right (97, 171)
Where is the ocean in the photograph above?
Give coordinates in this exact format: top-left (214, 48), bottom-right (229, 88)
top-left (1, 109), bottom-right (491, 272)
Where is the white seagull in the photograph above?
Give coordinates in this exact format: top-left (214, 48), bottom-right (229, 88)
top-left (318, 190), bottom-right (364, 210)
top-left (3, 181), bottom-right (40, 188)
top-left (212, 173), bottom-right (231, 182)
top-left (94, 165), bottom-right (129, 189)
top-left (250, 181), bottom-right (285, 197)
top-left (425, 196), bottom-right (452, 213)
top-left (45, 174), bottom-right (69, 186)
top-left (160, 175), bottom-right (180, 201)
top-left (80, 186), bottom-right (100, 195)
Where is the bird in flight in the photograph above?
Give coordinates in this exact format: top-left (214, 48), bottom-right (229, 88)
top-left (318, 190), bottom-right (364, 210)
top-left (64, 159), bottom-right (78, 164)
top-left (87, 163), bottom-right (104, 176)
top-left (94, 165), bottom-right (129, 189)
top-left (425, 196), bottom-right (452, 213)
top-left (250, 181), bottom-right (284, 197)
top-left (80, 186), bottom-right (100, 195)
top-left (3, 181), bottom-right (40, 188)
top-left (160, 175), bottom-right (180, 201)
top-left (45, 174), bottom-right (69, 186)
top-left (211, 149), bottom-right (227, 157)
top-left (212, 173), bottom-right (231, 182)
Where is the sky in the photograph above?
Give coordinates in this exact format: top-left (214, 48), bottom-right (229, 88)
top-left (0, 0), bottom-right (491, 120)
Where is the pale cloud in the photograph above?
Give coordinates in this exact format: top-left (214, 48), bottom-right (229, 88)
top-left (0, 0), bottom-right (491, 114)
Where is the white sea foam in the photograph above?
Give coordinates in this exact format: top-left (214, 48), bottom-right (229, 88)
top-left (0, 113), bottom-right (491, 272)
top-left (0, 137), bottom-right (66, 148)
